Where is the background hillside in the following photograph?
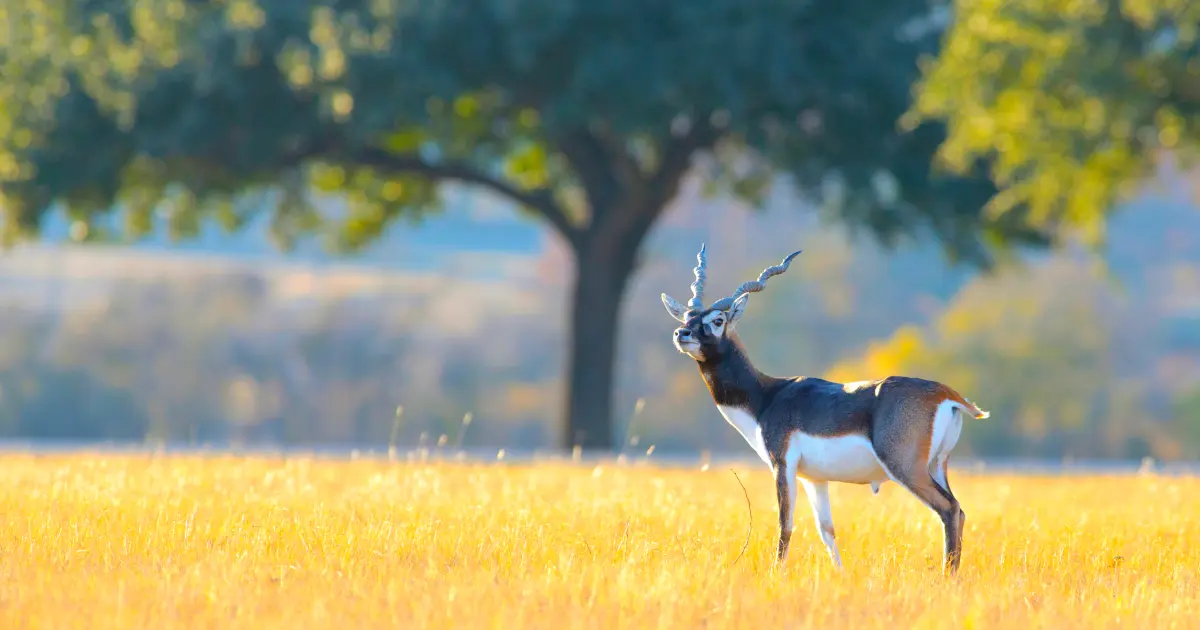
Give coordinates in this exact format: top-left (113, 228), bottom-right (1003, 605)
top-left (5, 169), bottom-right (1200, 459)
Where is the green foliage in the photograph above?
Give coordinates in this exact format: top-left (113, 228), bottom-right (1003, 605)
top-left (0, 0), bottom-right (1050, 262)
top-left (910, 0), bottom-right (1200, 245)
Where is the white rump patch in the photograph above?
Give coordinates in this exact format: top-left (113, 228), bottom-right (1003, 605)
top-left (786, 432), bottom-right (889, 485)
top-left (928, 399), bottom-right (968, 490)
top-left (716, 405), bottom-right (770, 466)
top-left (929, 399), bottom-right (966, 466)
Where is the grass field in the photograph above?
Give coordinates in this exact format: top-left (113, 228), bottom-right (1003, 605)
top-left (0, 454), bottom-right (1196, 629)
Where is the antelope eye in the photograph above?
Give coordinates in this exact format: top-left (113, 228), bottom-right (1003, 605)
top-left (712, 318), bottom-right (724, 327)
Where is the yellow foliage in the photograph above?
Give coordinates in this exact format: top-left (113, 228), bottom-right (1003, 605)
top-left (503, 142), bottom-right (551, 189)
top-left (825, 325), bottom-right (931, 383)
top-left (820, 255), bottom-right (1133, 452)
top-left (0, 455), bottom-right (1196, 628)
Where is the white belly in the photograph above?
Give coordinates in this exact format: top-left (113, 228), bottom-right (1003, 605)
top-left (787, 432), bottom-right (888, 484)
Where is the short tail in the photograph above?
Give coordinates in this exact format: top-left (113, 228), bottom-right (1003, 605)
top-left (961, 398), bottom-right (990, 420)
top-left (936, 386), bottom-right (993, 420)
top-left (942, 387), bottom-right (990, 419)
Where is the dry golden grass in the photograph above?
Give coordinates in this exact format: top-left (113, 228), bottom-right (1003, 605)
top-left (0, 454), bottom-right (1196, 629)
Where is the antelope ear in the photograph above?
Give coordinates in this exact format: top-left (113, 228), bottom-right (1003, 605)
top-left (728, 293), bottom-right (751, 328)
top-left (661, 293), bottom-right (687, 322)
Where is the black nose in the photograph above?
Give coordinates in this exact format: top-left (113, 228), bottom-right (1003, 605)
top-left (674, 328), bottom-right (691, 340)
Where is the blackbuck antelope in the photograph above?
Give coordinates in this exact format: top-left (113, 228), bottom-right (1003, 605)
top-left (661, 245), bottom-right (989, 574)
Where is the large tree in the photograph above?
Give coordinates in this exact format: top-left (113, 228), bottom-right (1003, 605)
top-left (0, 1), bottom-right (1050, 450)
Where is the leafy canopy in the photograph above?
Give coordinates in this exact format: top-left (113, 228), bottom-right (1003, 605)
top-left (0, 0), bottom-right (1051, 262)
top-left (909, 0), bottom-right (1200, 244)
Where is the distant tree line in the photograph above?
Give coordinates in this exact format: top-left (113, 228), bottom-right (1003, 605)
top-left (4, 190), bottom-right (1200, 461)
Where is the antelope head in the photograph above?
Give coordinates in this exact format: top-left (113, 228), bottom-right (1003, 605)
top-left (661, 244), bottom-right (802, 362)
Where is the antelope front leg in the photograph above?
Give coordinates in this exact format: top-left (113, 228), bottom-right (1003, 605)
top-left (773, 462), bottom-right (798, 562)
top-left (801, 480), bottom-right (843, 568)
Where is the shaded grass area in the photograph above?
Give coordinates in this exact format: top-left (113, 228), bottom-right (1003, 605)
top-left (0, 454), bottom-right (1195, 628)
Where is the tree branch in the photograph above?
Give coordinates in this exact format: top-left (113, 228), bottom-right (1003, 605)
top-left (281, 136), bottom-right (581, 246)
top-left (591, 126), bottom-right (642, 191)
top-left (574, 120), bottom-right (722, 265)
top-left (621, 121), bottom-right (722, 243)
top-left (556, 127), bottom-right (643, 226)
top-left (646, 120), bottom-right (720, 210)
top-left (352, 147), bottom-right (581, 245)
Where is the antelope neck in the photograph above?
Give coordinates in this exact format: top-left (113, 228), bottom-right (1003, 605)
top-left (697, 334), bottom-right (779, 418)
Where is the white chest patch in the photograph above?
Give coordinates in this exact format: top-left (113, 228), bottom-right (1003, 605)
top-left (716, 405), bottom-right (771, 466)
top-left (785, 432), bottom-right (889, 485)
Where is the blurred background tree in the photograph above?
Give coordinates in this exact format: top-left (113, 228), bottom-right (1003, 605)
top-left (0, 195), bottom-right (1197, 459)
top-left (909, 0), bottom-right (1200, 244)
top-left (0, 0), bottom-right (1060, 451)
top-left (3, 1), bottom-right (1200, 454)
top-left (825, 256), bottom-right (1147, 458)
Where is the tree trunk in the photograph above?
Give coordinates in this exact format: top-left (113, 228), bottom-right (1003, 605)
top-left (561, 237), bottom-right (639, 451)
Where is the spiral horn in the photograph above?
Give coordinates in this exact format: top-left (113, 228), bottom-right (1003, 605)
top-left (687, 243), bottom-right (708, 311)
top-left (709, 249), bottom-right (802, 312)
